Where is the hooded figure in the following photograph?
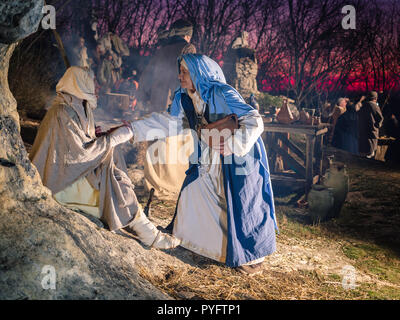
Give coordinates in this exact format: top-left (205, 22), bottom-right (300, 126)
top-left (129, 54), bottom-right (278, 273)
top-left (30, 66), bottom-right (180, 249)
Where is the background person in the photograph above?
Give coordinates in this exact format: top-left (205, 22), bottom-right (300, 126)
top-left (135, 19), bottom-right (197, 200)
top-left (358, 91), bottom-right (383, 158)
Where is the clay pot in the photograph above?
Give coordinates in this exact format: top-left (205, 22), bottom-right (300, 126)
top-left (299, 110), bottom-right (310, 124)
top-left (308, 184), bottom-right (335, 224)
top-left (276, 99), bottom-right (295, 124)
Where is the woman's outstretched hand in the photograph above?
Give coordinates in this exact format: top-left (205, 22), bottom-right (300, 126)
top-left (121, 120), bottom-right (132, 128)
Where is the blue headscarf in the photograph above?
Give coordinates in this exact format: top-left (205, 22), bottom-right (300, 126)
top-left (170, 54), bottom-right (255, 119)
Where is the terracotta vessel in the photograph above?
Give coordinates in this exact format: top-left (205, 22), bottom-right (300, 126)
top-left (276, 99), bottom-right (295, 124)
top-left (299, 109), bottom-right (310, 124)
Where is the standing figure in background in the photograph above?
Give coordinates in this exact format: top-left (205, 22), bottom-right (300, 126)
top-left (68, 36), bottom-right (90, 68)
top-left (98, 32), bottom-right (130, 59)
top-left (358, 91), bottom-right (383, 158)
top-left (329, 97), bottom-right (348, 144)
top-left (97, 51), bottom-right (119, 94)
top-left (321, 102), bottom-right (333, 123)
top-left (115, 67), bottom-right (140, 113)
top-left (97, 32), bottom-right (129, 87)
top-left (91, 44), bottom-right (105, 75)
top-left (383, 96), bottom-right (400, 164)
top-left (135, 19), bottom-right (196, 200)
top-left (137, 19), bottom-right (196, 114)
top-left (331, 98), bottom-right (360, 154)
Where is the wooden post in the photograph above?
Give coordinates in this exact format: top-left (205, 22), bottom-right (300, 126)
top-left (266, 132), bottom-right (277, 173)
top-left (315, 134), bottom-right (324, 176)
top-left (305, 135), bottom-right (316, 197)
top-left (44, 0), bottom-right (71, 69)
top-left (52, 29), bottom-right (70, 69)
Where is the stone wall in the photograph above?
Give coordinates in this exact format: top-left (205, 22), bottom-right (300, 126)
top-left (223, 46), bottom-right (259, 100)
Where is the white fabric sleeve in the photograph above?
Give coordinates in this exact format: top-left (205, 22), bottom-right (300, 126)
top-left (109, 126), bottom-right (134, 148)
top-left (129, 111), bottom-right (184, 142)
top-left (225, 109), bottom-right (264, 157)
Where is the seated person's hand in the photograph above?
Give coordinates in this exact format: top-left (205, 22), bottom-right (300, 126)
top-left (105, 121), bottom-right (131, 135)
top-left (95, 126), bottom-right (105, 137)
top-left (109, 124), bottom-right (134, 148)
top-left (121, 120), bottom-right (131, 128)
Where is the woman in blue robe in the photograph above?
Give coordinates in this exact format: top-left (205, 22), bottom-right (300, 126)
top-left (129, 54), bottom-right (278, 272)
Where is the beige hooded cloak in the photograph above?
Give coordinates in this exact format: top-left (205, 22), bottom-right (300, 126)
top-left (29, 67), bottom-right (139, 231)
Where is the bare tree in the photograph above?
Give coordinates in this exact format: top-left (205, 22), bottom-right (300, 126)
top-left (274, 0), bottom-right (368, 107)
top-left (254, 0), bottom-right (286, 93)
top-left (14, 0), bottom-right (400, 104)
top-left (176, 0), bottom-right (245, 57)
top-left (354, 0), bottom-right (400, 93)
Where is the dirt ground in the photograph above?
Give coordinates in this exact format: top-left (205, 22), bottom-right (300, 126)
top-left (127, 146), bottom-right (400, 300)
top-left (20, 112), bottom-right (400, 300)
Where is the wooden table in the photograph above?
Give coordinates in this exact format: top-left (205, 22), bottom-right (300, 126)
top-left (262, 121), bottom-right (330, 195)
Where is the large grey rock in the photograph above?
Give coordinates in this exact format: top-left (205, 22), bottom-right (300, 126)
top-left (0, 197), bottom-right (170, 300)
top-left (0, 0), bottom-right (43, 44)
top-left (0, 0), bottom-right (170, 300)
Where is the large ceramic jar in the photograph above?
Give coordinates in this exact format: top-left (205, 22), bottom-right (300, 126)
top-left (308, 184), bottom-right (335, 224)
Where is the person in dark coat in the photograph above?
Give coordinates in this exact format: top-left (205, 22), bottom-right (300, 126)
top-left (358, 91), bottom-right (383, 158)
top-left (328, 97), bottom-right (348, 144)
top-left (331, 99), bottom-right (359, 154)
top-left (382, 95), bottom-right (400, 164)
top-left (136, 19), bottom-right (196, 114)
